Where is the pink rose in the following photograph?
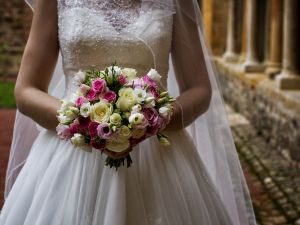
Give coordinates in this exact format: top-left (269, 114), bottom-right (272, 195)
top-left (142, 107), bottom-right (159, 127)
top-left (56, 124), bottom-right (71, 139)
top-left (75, 96), bottom-right (88, 107)
top-left (142, 75), bottom-right (157, 88)
top-left (97, 123), bottom-right (113, 139)
top-left (88, 122), bottom-right (99, 137)
top-left (92, 78), bottom-right (106, 93)
top-left (103, 91), bottom-right (117, 103)
top-left (87, 89), bottom-right (98, 101)
top-left (148, 86), bottom-right (159, 99)
top-left (91, 139), bottom-right (106, 151)
top-left (69, 123), bottom-right (80, 135)
top-left (119, 74), bottom-right (127, 85)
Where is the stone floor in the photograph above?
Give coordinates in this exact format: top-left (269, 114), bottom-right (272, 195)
top-left (227, 105), bottom-right (300, 225)
top-left (0, 107), bottom-right (300, 225)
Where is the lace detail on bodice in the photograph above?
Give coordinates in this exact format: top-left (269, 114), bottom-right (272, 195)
top-left (57, 0), bottom-right (174, 96)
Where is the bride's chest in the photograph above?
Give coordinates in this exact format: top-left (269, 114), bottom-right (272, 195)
top-left (57, 1), bottom-right (173, 74)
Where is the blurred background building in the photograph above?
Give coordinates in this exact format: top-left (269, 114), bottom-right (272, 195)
top-left (0, 0), bottom-right (300, 224)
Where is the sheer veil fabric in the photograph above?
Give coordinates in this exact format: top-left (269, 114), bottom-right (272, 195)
top-left (5, 0), bottom-right (257, 224)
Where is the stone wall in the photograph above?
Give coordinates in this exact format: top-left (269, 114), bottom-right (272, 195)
top-left (0, 0), bottom-right (32, 80)
top-left (216, 59), bottom-right (300, 160)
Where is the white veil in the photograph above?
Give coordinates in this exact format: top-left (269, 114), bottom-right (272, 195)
top-left (5, 0), bottom-right (256, 224)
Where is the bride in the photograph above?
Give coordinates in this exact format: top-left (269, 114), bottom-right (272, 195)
top-left (0, 0), bottom-right (257, 224)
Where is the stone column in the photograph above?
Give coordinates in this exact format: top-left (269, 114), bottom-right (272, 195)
top-left (242, 0), bottom-right (264, 72)
top-left (275, 0), bottom-right (300, 89)
top-left (265, 0), bottom-right (283, 77)
top-left (223, 0), bottom-right (239, 62)
top-left (263, 0), bottom-right (271, 67)
top-left (239, 0), bottom-right (249, 62)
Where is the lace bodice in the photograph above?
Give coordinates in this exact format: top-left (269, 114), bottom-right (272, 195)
top-left (57, 0), bottom-right (174, 95)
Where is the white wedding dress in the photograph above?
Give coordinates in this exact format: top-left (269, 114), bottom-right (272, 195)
top-left (0, 1), bottom-right (235, 224)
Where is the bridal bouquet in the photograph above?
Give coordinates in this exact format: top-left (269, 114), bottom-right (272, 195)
top-left (56, 64), bottom-right (175, 169)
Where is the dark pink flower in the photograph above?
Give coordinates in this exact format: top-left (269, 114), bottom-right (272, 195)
top-left (69, 123), bottom-right (80, 135)
top-left (119, 74), bottom-right (127, 85)
top-left (92, 78), bottom-right (106, 93)
top-left (75, 96), bottom-right (88, 107)
top-left (88, 122), bottom-right (99, 137)
top-left (78, 116), bottom-right (90, 128)
top-left (103, 91), bottom-right (117, 102)
top-left (87, 89), bottom-right (98, 101)
top-left (142, 75), bottom-right (157, 88)
top-left (91, 139), bottom-right (106, 151)
top-left (142, 107), bottom-right (159, 127)
top-left (146, 125), bottom-right (159, 137)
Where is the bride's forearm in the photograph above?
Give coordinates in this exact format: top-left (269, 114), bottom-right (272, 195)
top-left (15, 87), bottom-right (61, 131)
top-left (166, 86), bottom-right (211, 131)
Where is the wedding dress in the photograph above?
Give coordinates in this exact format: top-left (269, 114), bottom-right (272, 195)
top-left (0, 0), bottom-right (256, 224)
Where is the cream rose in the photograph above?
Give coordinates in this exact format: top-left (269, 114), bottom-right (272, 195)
top-left (132, 128), bottom-right (146, 139)
top-left (71, 133), bottom-right (85, 146)
top-left (116, 88), bottom-right (136, 111)
top-left (121, 68), bottom-right (137, 81)
top-left (109, 113), bottom-right (122, 127)
top-left (106, 138), bottom-right (130, 153)
top-left (91, 100), bottom-right (113, 123)
top-left (119, 125), bottom-right (132, 139)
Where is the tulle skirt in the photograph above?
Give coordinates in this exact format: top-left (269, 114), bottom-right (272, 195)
top-left (0, 129), bottom-right (233, 225)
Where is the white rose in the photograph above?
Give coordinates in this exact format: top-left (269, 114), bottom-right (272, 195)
top-left (80, 103), bottom-right (92, 118)
top-left (129, 113), bottom-right (145, 125)
top-left (73, 70), bottom-right (86, 85)
top-left (71, 133), bottom-right (85, 146)
top-left (159, 105), bottom-right (172, 119)
top-left (133, 88), bottom-right (147, 103)
top-left (131, 104), bottom-right (142, 113)
top-left (106, 138), bottom-right (130, 153)
top-left (121, 68), bottom-right (137, 81)
top-left (147, 69), bottom-right (161, 82)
